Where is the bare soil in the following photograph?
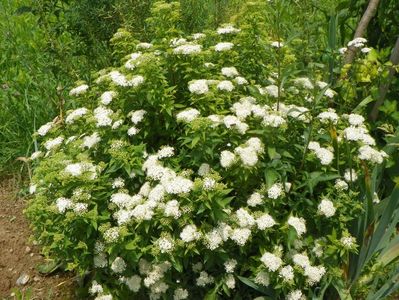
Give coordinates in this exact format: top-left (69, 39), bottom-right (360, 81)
top-left (0, 177), bottom-right (75, 300)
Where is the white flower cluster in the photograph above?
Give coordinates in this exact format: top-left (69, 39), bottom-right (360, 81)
top-left (221, 67), bottom-right (239, 78)
top-left (287, 216), bottom-right (307, 236)
top-left (100, 91), bottom-right (117, 105)
top-left (82, 132), bottom-right (101, 149)
top-left (217, 24), bottom-right (241, 34)
top-left (94, 106), bottom-right (113, 127)
top-left (307, 141), bottom-right (334, 165)
top-left (261, 252), bottom-right (283, 271)
top-left (108, 71), bottom-right (145, 87)
top-left (69, 84), bottom-right (89, 96)
top-left (37, 122), bottom-right (54, 136)
top-left (214, 42), bottom-right (234, 52)
top-left (173, 44), bottom-right (202, 55)
top-left (44, 136), bottom-right (64, 151)
top-left (188, 79), bottom-right (209, 95)
top-left (125, 52), bottom-right (142, 70)
top-left (66, 107), bottom-right (88, 124)
top-left (317, 108), bottom-right (339, 124)
top-left (292, 253), bottom-right (326, 285)
top-left (317, 199), bottom-right (336, 217)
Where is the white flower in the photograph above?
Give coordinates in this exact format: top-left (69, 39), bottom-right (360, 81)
top-left (44, 136), bottom-right (64, 150)
top-left (224, 259), bottom-right (237, 273)
top-left (294, 77), bottom-right (314, 90)
top-left (112, 177), bottom-right (125, 189)
top-left (254, 271), bottom-right (270, 286)
top-left (170, 38), bottom-right (187, 47)
top-left (188, 79), bottom-right (209, 95)
top-left (198, 163), bottom-right (210, 176)
top-left (344, 169), bottom-right (358, 182)
top-left (192, 33), bottom-right (206, 40)
top-left (94, 295), bottom-right (113, 300)
top-left (217, 24), bottom-right (241, 34)
top-left (317, 109), bottom-right (339, 124)
top-left (217, 80), bottom-right (235, 92)
top-left (235, 146), bottom-right (258, 166)
top-left (279, 265), bottom-right (294, 282)
top-left (247, 192), bottom-right (264, 207)
top-left (339, 47), bottom-right (348, 54)
top-left (164, 200), bottom-right (181, 219)
top-left (263, 85), bottom-right (279, 98)
top-left (73, 202), bottom-right (88, 214)
top-left (196, 271), bottom-right (214, 287)
top-left (215, 42), bottom-right (234, 52)
top-left (256, 214), bottom-right (276, 230)
top-left (130, 110), bottom-right (146, 124)
top-left (89, 281), bottom-right (104, 295)
top-left (260, 252), bottom-right (283, 272)
top-left (220, 150), bottom-right (236, 168)
top-left (225, 274), bottom-right (236, 289)
top-left (203, 177), bottom-right (216, 190)
top-left (287, 216), bottom-right (306, 236)
top-left (176, 108), bottom-right (200, 122)
top-left (361, 47), bottom-right (371, 53)
top-left (65, 107), bottom-right (88, 124)
top-left (340, 235), bottom-right (357, 249)
top-left (204, 229), bottom-right (223, 250)
top-left (358, 145), bottom-right (387, 164)
top-left (137, 42), bottom-right (153, 49)
top-left (104, 227), bottom-right (120, 243)
top-left (348, 113), bottom-right (365, 126)
top-left (111, 257), bottom-right (126, 273)
top-left (30, 151), bottom-right (43, 160)
top-left (286, 290), bottom-right (304, 300)
top-left (271, 41), bottom-right (284, 48)
top-left (304, 265), bottom-right (326, 285)
top-left (234, 76), bottom-right (248, 85)
top-left (124, 275), bottom-right (141, 292)
top-left (157, 237), bottom-right (174, 253)
top-left (69, 84), bottom-right (89, 96)
top-left (37, 122), bottom-right (53, 136)
top-left (83, 132), bottom-right (101, 149)
top-left (29, 184), bottom-right (37, 194)
top-left (94, 106), bottom-right (113, 127)
top-left (56, 197), bottom-right (72, 213)
top-left (236, 208), bottom-right (255, 228)
top-left (221, 67), bottom-right (239, 78)
top-left (180, 224), bottom-right (201, 243)
top-left (348, 37), bottom-right (367, 48)
top-left (263, 114), bottom-right (286, 127)
top-left (318, 199), bottom-right (336, 217)
top-left (267, 183), bottom-right (284, 199)
top-left (100, 91), bottom-right (117, 105)
top-left (217, 222), bottom-right (232, 241)
top-left (292, 253), bottom-right (310, 268)
top-left (314, 147), bottom-right (334, 165)
top-left (173, 44), bottom-right (202, 55)
top-left (335, 179), bottom-right (348, 191)
top-left (125, 52), bottom-right (142, 70)
top-left (127, 126), bottom-right (139, 136)
top-left (173, 288), bottom-right (189, 300)
top-left (230, 228), bottom-right (251, 246)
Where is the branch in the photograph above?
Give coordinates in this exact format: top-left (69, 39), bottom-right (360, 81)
top-left (344, 0), bottom-right (381, 64)
top-left (369, 36), bottom-right (399, 122)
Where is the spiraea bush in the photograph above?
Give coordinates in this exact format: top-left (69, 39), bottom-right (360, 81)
top-left (27, 1), bottom-right (391, 299)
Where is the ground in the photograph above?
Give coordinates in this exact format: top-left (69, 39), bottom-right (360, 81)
top-left (0, 177), bottom-right (75, 300)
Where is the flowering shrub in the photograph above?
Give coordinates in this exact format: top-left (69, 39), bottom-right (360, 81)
top-left (27, 1), bottom-right (391, 299)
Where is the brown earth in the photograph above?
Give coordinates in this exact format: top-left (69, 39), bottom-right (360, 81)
top-left (0, 176), bottom-right (75, 300)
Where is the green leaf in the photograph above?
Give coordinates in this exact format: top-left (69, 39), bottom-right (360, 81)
top-left (237, 276), bottom-right (274, 297)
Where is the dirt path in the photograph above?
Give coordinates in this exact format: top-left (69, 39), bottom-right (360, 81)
top-left (0, 177), bottom-right (75, 299)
